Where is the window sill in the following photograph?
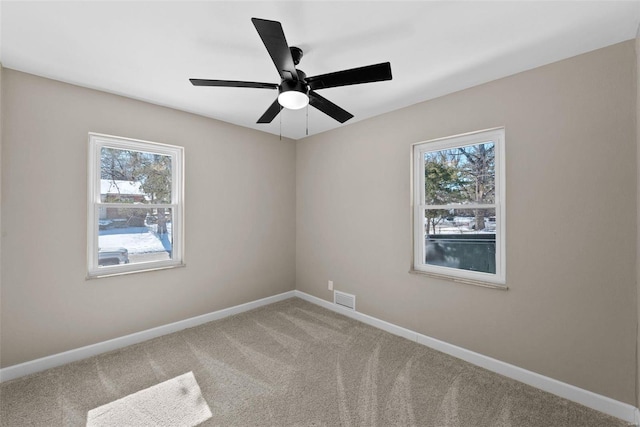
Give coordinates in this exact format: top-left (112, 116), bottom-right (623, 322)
top-left (408, 269), bottom-right (508, 290)
top-left (87, 262), bottom-right (186, 280)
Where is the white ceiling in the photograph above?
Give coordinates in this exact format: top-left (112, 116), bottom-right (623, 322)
top-left (2, 1), bottom-right (639, 140)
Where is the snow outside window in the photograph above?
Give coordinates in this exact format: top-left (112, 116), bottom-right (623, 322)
top-left (87, 133), bottom-right (184, 278)
top-left (412, 128), bottom-right (506, 287)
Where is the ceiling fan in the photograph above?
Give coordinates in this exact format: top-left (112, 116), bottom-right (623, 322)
top-left (190, 18), bottom-right (392, 124)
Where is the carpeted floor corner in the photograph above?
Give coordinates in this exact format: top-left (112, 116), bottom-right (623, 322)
top-left (0, 297), bottom-right (631, 426)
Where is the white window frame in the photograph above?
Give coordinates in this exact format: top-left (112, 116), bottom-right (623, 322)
top-left (87, 133), bottom-right (185, 278)
top-left (411, 127), bottom-right (506, 287)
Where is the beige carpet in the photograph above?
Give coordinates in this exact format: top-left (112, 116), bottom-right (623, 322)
top-left (0, 297), bottom-right (630, 426)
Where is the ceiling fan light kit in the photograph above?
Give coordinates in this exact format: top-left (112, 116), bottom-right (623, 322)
top-left (278, 79), bottom-right (309, 110)
top-left (190, 17), bottom-right (392, 126)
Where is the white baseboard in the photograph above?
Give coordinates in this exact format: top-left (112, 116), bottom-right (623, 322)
top-left (2, 288), bottom-right (637, 425)
top-left (0, 290), bottom-right (295, 383)
top-left (294, 290), bottom-right (639, 425)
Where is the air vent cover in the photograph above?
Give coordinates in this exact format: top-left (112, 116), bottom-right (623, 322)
top-left (334, 290), bottom-right (356, 310)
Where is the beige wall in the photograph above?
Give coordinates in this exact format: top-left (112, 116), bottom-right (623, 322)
top-left (296, 41), bottom-right (637, 404)
top-left (0, 65), bottom-right (3, 357)
top-left (0, 69), bottom-right (296, 367)
top-left (1, 40), bottom-right (638, 407)
top-left (636, 24), bottom-right (640, 408)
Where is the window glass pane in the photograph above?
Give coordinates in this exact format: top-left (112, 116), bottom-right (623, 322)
top-left (424, 208), bottom-right (496, 274)
top-left (424, 141), bottom-right (495, 205)
top-left (98, 207), bottom-right (173, 267)
top-left (101, 147), bottom-right (172, 204)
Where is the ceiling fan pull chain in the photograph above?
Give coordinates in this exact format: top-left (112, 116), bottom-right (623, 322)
top-left (306, 104), bottom-right (309, 136)
top-left (279, 108), bottom-right (282, 141)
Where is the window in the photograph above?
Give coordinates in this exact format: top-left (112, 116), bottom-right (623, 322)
top-left (88, 133), bottom-right (184, 278)
top-left (412, 128), bottom-right (505, 286)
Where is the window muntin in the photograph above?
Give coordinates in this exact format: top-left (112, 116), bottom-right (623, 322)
top-left (88, 134), bottom-right (184, 278)
top-left (413, 128), bottom-right (505, 286)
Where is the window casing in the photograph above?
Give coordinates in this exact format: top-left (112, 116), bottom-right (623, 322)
top-left (88, 133), bottom-right (184, 278)
top-left (412, 128), bottom-right (505, 286)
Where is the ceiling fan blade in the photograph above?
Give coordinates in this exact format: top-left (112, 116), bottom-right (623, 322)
top-left (190, 79), bottom-right (278, 89)
top-left (251, 18), bottom-right (299, 81)
top-left (257, 98), bottom-right (282, 124)
top-left (309, 91), bottom-right (353, 123)
top-left (307, 62), bottom-right (392, 90)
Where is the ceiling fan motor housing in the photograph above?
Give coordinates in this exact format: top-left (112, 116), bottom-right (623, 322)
top-left (279, 79), bottom-right (308, 96)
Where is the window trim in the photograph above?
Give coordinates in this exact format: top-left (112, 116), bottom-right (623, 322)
top-left (87, 132), bottom-right (185, 278)
top-left (411, 127), bottom-right (506, 287)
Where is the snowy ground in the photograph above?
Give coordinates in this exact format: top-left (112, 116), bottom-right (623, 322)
top-left (431, 216), bottom-right (496, 234)
top-left (99, 225), bottom-right (172, 254)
